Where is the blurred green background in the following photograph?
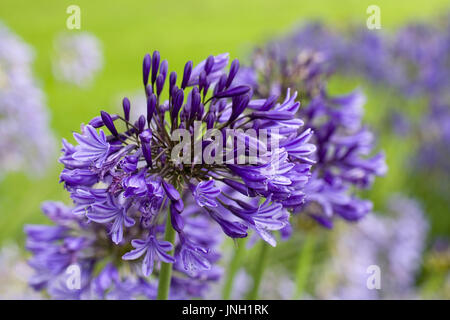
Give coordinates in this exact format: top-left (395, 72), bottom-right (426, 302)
top-left (0, 0), bottom-right (449, 247)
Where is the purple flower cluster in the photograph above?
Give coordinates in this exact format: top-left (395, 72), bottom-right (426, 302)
top-left (391, 21), bottom-right (450, 190)
top-left (25, 51), bottom-right (316, 298)
top-left (317, 195), bottom-right (428, 299)
top-left (414, 96), bottom-right (450, 178)
top-left (25, 199), bottom-right (222, 299)
top-left (0, 22), bottom-right (55, 179)
top-left (246, 38), bottom-right (387, 227)
top-left (277, 21), bottom-right (450, 97)
top-left (272, 19), bottom-right (450, 188)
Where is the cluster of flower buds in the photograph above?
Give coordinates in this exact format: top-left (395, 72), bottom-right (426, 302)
top-left (25, 50), bottom-right (316, 298)
top-left (246, 34), bottom-right (387, 228)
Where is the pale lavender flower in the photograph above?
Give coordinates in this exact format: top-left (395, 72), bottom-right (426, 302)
top-left (0, 22), bottom-right (55, 179)
top-left (259, 269), bottom-right (295, 300)
top-left (316, 195), bottom-right (428, 299)
top-left (52, 32), bottom-right (103, 86)
top-left (122, 234), bottom-right (175, 276)
top-left (0, 244), bottom-right (43, 299)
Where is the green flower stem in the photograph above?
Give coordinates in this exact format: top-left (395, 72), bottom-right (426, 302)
top-left (246, 241), bottom-right (270, 300)
top-left (222, 238), bottom-right (247, 300)
top-left (294, 233), bottom-right (316, 299)
top-left (156, 206), bottom-right (176, 300)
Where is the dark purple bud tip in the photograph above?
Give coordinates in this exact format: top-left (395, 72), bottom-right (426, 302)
top-left (260, 95), bottom-right (278, 111)
top-left (205, 111), bottom-right (216, 130)
top-left (151, 50), bottom-right (161, 84)
top-left (226, 59), bottom-right (240, 88)
top-left (169, 71), bottom-right (177, 94)
top-left (100, 111), bottom-right (118, 136)
top-left (147, 94), bottom-right (156, 123)
top-left (214, 85), bottom-right (250, 98)
top-left (139, 129), bottom-right (152, 167)
top-left (171, 85), bottom-right (179, 99)
top-left (143, 54), bottom-right (151, 86)
top-left (172, 89), bottom-right (184, 119)
top-left (199, 71), bottom-right (207, 92)
top-left (191, 88), bottom-right (201, 115)
top-left (122, 97), bottom-right (131, 121)
top-left (90, 114), bottom-right (119, 128)
top-left (215, 74), bottom-right (227, 95)
top-left (204, 55), bottom-right (215, 74)
top-left (160, 60), bottom-right (168, 79)
top-left (170, 207), bottom-right (184, 233)
top-left (191, 87), bottom-right (202, 109)
top-left (172, 198), bottom-right (184, 213)
top-left (156, 74), bottom-right (165, 96)
top-left (181, 60), bottom-right (193, 89)
top-left (162, 180), bottom-right (181, 201)
top-left (89, 116), bottom-right (104, 128)
top-left (139, 129), bottom-right (152, 144)
top-left (146, 84), bottom-right (153, 97)
top-left (137, 115), bottom-right (146, 133)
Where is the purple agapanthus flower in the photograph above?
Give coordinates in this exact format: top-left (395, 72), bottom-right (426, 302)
top-left (191, 180), bottom-right (221, 208)
top-left (178, 238), bottom-right (212, 275)
top-left (26, 50), bottom-right (315, 299)
top-left (72, 125), bottom-right (111, 168)
top-left (271, 18), bottom-right (450, 227)
top-left (88, 194), bottom-right (135, 244)
top-left (246, 32), bottom-right (387, 228)
top-left (282, 18), bottom-right (450, 214)
top-left (122, 234), bottom-right (175, 276)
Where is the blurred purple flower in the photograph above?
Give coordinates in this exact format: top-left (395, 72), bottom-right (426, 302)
top-left (52, 32), bottom-right (103, 87)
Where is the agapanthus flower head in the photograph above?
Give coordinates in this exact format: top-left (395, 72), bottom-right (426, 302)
top-left (26, 50), bottom-right (315, 299)
top-left (25, 198), bottom-right (223, 299)
top-left (391, 23), bottom-right (449, 96)
top-left (52, 32), bottom-right (103, 87)
top-left (266, 18), bottom-right (450, 229)
top-left (245, 34), bottom-right (387, 228)
top-left (0, 21), bottom-right (55, 179)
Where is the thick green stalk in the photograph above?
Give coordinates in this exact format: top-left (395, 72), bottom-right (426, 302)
top-left (246, 241), bottom-right (270, 300)
top-left (294, 233), bottom-right (316, 299)
top-left (222, 238), bottom-right (247, 300)
top-left (156, 207), bottom-right (176, 300)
